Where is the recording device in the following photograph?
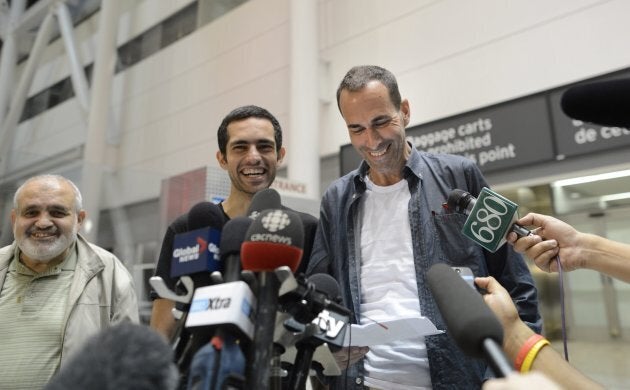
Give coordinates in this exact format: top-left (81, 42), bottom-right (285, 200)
top-left (451, 266), bottom-right (475, 290)
top-left (427, 263), bottom-right (514, 377)
top-left (241, 208), bottom-right (305, 390)
top-left (44, 323), bottom-right (178, 390)
top-left (445, 187), bottom-right (532, 252)
top-left (561, 78), bottom-right (630, 128)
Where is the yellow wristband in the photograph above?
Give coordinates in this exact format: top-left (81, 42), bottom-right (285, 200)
top-left (520, 338), bottom-right (550, 373)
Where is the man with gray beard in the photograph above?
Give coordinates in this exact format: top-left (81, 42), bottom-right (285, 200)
top-left (0, 174), bottom-right (139, 390)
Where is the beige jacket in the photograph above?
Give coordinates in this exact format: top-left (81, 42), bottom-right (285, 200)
top-left (0, 234), bottom-right (139, 366)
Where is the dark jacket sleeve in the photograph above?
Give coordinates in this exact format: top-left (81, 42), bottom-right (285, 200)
top-left (306, 192), bottom-right (334, 277)
top-left (295, 211), bottom-right (319, 275)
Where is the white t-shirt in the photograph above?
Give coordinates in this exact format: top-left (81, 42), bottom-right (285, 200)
top-left (359, 177), bottom-right (431, 389)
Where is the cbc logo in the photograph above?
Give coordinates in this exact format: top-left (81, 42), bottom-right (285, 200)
top-left (261, 210), bottom-right (291, 232)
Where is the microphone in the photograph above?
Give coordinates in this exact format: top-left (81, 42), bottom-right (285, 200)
top-left (218, 216), bottom-right (253, 283)
top-left (170, 202), bottom-right (226, 278)
top-left (278, 273), bottom-right (349, 325)
top-left (241, 209), bottom-right (304, 273)
top-left (184, 217), bottom-right (254, 390)
top-left (149, 202), bottom-right (227, 304)
top-left (426, 263), bottom-right (514, 378)
top-left (247, 188), bottom-right (282, 219)
top-left (241, 208), bottom-right (305, 390)
top-left (150, 202), bottom-right (226, 382)
top-left (44, 323), bottom-right (178, 390)
top-left (286, 274), bottom-right (348, 390)
top-left (561, 78), bottom-right (630, 128)
top-left (444, 188), bottom-right (532, 252)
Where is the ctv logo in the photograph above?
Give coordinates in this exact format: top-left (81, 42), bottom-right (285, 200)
top-left (313, 310), bottom-right (345, 338)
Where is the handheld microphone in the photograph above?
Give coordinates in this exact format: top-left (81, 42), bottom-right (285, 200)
top-left (561, 78), bottom-right (630, 128)
top-left (170, 202), bottom-right (226, 278)
top-left (445, 187), bottom-right (531, 252)
top-left (241, 208), bottom-right (305, 390)
top-left (247, 188), bottom-right (282, 219)
top-left (427, 263), bottom-right (514, 378)
top-left (45, 323), bottom-right (178, 390)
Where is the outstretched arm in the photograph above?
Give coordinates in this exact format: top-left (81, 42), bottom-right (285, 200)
top-left (507, 212), bottom-right (630, 283)
top-left (476, 276), bottom-right (603, 390)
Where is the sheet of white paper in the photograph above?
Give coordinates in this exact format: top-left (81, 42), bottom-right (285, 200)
top-left (343, 316), bottom-right (443, 347)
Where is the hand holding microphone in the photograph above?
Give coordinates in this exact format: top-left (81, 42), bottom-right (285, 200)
top-left (445, 188), bottom-right (532, 252)
top-left (475, 275), bottom-right (603, 389)
top-left (506, 212), bottom-right (630, 284)
top-left (427, 263), bottom-right (514, 377)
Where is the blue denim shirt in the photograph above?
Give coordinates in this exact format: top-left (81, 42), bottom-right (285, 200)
top-left (307, 147), bottom-right (542, 389)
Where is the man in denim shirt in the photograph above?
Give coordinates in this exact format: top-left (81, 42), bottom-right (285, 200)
top-left (307, 65), bottom-right (541, 389)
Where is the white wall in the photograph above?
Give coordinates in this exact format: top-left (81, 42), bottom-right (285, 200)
top-left (318, 0), bottom-right (630, 156)
top-left (9, 0), bottom-right (630, 208)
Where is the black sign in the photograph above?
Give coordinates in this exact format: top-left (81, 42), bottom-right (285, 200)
top-left (339, 95), bottom-right (556, 176)
top-left (406, 95), bottom-right (555, 173)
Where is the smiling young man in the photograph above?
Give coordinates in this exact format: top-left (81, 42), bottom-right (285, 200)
top-left (306, 66), bottom-right (541, 389)
top-left (149, 105), bottom-right (317, 340)
top-left (0, 174), bottom-right (138, 390)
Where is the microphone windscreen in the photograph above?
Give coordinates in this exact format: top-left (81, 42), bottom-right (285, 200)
top-left (187, 201), bottom-right (226, 230)
top-left (308, 273), bottom-right (341, 302)
top-left (220, 217), bottom-right (253, 259)
top-left (426, 263), bottom-right (504, 359)
top-left (560, 78), bottom-right (630, 128)
top-left (446, 189), bottom-right (475, 215)
top-left (241, 209), bottom-right (304, 272)
top-left (247, 188), bottom-right (282, 219)
top-left (45, 323), bottom-right (178, 390)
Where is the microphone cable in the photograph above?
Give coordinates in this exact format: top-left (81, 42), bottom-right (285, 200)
top-left (556, 254), bottom-right (570, 362)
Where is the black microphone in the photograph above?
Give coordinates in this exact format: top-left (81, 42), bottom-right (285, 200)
top-left (286, 274), bottom-right (348, 390)
top-left (219, 216), bottom-right (253, 283)
top-left (45, 323), bottom-right (178, 390)
top-left (444, 188), bottom-right (532, 252)
top-left (241, 208), bottom-right (305, 390)
top-left (150, 202), bottom-right (228, 304)
top-left (172, 202), bottom-right (227, 278)
top-left (247, 188), bottom-right (282, 219)
top-left (561, 78), bottom-right (630, 128)
top-left (427, 263), bottom-right (514, 377)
